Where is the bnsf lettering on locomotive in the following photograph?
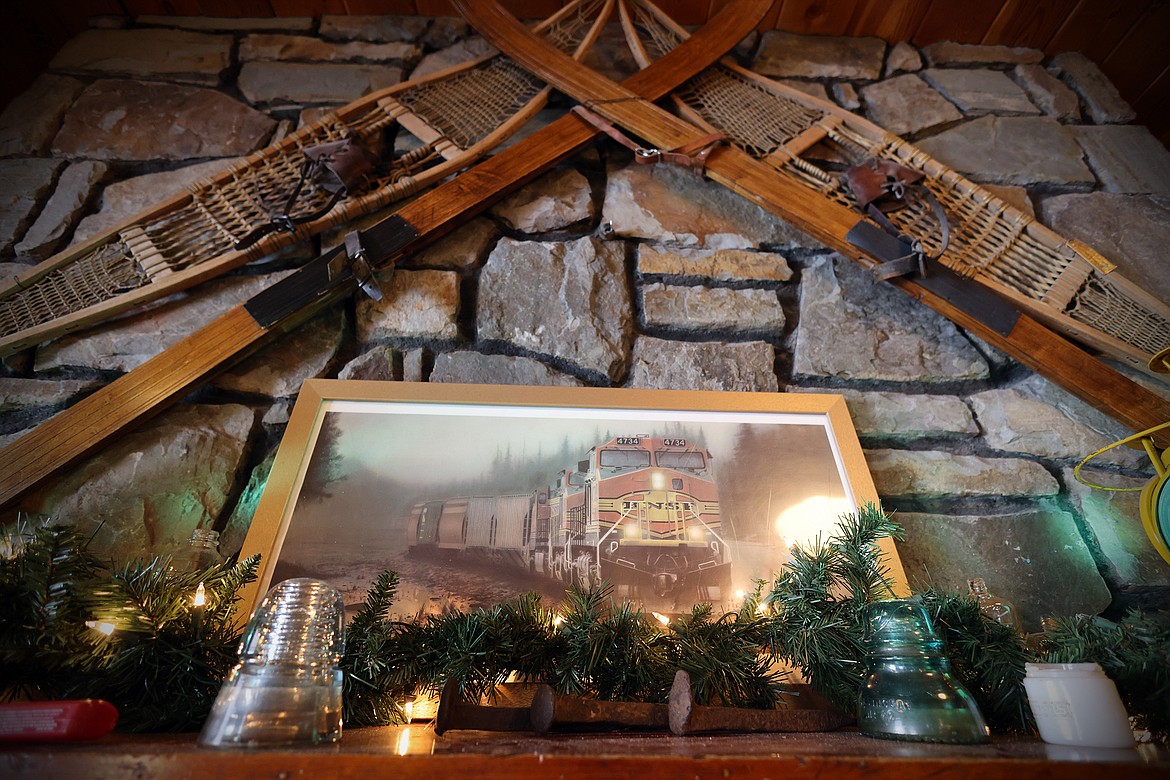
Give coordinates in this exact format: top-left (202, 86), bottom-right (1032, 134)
top-left (662, 438), bottom-right (686, 447)
top-left (623, 500), bottom-right (694, 511)
top-left (616, 436), bottom-right (641, 445)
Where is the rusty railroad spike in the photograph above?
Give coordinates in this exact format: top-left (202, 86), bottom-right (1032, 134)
top-left (668, 670), bottom-right (854, 735)
top-left (529, 685), bottom-right (668, 734)
top-left (434, 678), bottom-right (534, 735)
top-left (434, 678), bottom-right (671, 735)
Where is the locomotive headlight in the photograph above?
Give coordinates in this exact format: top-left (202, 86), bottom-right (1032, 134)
top-left (687, 524), bottom-right (706, 541)
top-left (624, 521), bottom-right (640, 539)
top-left (650, 471), bottom-right (666, 490)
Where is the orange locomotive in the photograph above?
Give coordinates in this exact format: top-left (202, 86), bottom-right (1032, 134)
top-left (407, 435), bottom-right (731, 603)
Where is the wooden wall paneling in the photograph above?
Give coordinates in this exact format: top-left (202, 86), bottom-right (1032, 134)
top-left (192, 0), bottom-right (278, 16)
top-left (911, 0), bottom-right (1000, 44)
top-left (777, 0), bottom-right (861, 35)
top-left (342, 0), bottom-right (420, 14)
top-left (122, 0), bottom-right (277, 15)
top-left (1132, 63), bottom-right (1170, 141)
top-left (1, 6), bottom-right (75, 109)
top-left (981, 0), bottom-right (1080, 49)
top-left (121, 1), bottom-right (208, 15)
top-left (1045, 0), bottom-right (1150, 61)
top-left (1099, 1), bottom-right (1170, 108)
top-left (663, 0), bottom-right (717, 25)
top-left (757, 0), bottom-right (783, 32)
top-left (4, 0), bottom-right (120, 89)
top-left (414, 0), bottom-right (458, 16)
top-left (496, 0), bottom-right (569, 18)
top-left (847, 0), bottom-right (932, 41)
top-left (268, 0), bottom-right (352, 16)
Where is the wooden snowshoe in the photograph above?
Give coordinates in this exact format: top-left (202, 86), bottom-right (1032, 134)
top-left (0, 0), bottom-right (612, 357)
top-left (619, 0), bottom-right (1170, 378)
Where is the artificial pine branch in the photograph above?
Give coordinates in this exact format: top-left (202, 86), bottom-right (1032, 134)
top-left (551, 581), bottom-right (671, 701)
top-left (489, 592), bottom-right (562, 685)
top-left (764, 502), bottom-right (900, 712)
top-left (351, 589), bottom-right (562, 711)
top-left (667, 602), bottom-right (785, 708)
top-left (831, 501), bottom-right (902, 604)
top-left (1040, 611), bottom-right (1170, 742)
top-left (342, 570), bottom-right (412, 727)
top-left (0, 520), bottom-right (257, 730)
top-left (916, 586), bottom-right (1032, 734)
top-left (7, 518), bottom-right (1169, 739)
top-left (79, 555), bottom-right (257, 732)
top-left (0, 522), bottom-right (110, 701)
top-left (551, 580), bottom-right (616, 697)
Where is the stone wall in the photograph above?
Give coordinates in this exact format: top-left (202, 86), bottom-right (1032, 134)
top-left (2, 13), bottom-right (1169, 630)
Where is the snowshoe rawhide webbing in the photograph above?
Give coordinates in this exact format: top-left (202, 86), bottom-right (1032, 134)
top-left (0, 0), bottom-right (774, 510)
top-left (0, 0), bottom-right (611, 358)
top-left (456, 0), bottom-right (1170, 444)
top-left (619, 0), bottom-right (1170, 380)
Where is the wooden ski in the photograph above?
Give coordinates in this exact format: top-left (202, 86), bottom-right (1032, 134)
top-left (0, 0), bottom-right (773, 511)
top-left (454, 0), bottom-right (1170, 446)
top-left (0, 0), bottom-right (611, 358)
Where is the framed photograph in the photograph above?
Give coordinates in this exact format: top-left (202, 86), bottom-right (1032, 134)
top-left (238, 380), bottom-right (906, 621)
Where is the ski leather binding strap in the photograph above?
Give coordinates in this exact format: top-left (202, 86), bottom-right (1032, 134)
top-left (845, 219), bottom-right (1019, 338)
top-left (571, 105), bottom-right (724, 173)
top-left (843, 157), bottom-right (950, 282)
top-left (234, 135), bottom-right (378, 250)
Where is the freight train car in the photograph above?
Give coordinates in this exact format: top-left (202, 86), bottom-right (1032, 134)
top-left (406, 435), bottom-right (730, 604)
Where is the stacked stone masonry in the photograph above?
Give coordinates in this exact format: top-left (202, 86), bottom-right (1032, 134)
top-left (1, 13), bottom-right (1169, 629)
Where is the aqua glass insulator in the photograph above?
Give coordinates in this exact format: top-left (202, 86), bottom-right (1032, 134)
top-left (857, 599), bottom-right (990, 744)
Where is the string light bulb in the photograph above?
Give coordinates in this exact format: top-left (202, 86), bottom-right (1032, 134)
top-left (652, 611), bottom-right (671, 626)
top-left (193, 582), bottom-right (206, 608)
top-left (85, 620), bottom-right (115, 636)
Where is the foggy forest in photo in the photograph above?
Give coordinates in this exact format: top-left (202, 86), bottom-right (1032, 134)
top-left (269, 401), bottom-right (853, 618)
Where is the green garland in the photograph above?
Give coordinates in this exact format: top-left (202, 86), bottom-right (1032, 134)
top-left (916, 587), bottom-right (1033, 733)
top-left (0, 520), bottom-right (258, 731)
top-left (1038, 611), bottom-right (1170, 739)
top-left (2, 506), bottom-right (1167, 743)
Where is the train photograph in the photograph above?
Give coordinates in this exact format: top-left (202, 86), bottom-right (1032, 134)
top-left (266, 390), bottom-right (857, 618)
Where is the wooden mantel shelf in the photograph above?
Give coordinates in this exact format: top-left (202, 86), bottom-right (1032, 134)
top-left (2, 727), bottom-right (1167, 779)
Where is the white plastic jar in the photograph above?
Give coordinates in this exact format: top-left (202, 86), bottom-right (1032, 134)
top-left (1023, 662), bottom-right (1135, 749)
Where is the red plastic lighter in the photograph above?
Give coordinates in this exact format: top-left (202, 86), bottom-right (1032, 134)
top-left (0, 699), bottom-right (118, 742)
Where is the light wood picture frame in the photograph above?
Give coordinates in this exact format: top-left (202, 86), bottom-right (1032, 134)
top-left (237, 380), bottom-right (906, 621)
